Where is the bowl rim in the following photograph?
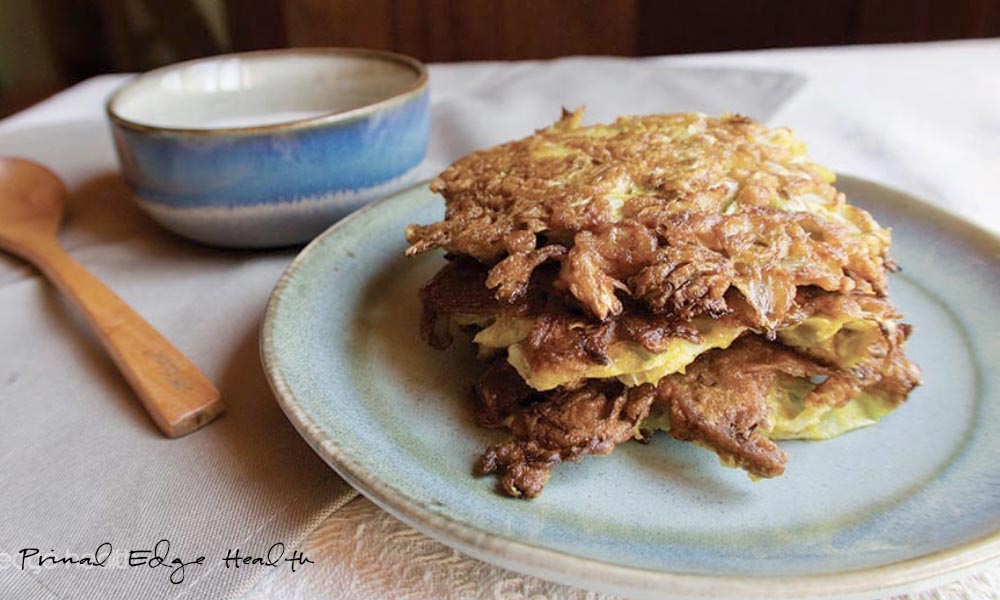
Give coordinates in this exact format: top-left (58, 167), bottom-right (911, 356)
top-left (105, 47), bottom-right (428, 136)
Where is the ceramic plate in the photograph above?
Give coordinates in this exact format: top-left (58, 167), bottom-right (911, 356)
top-left (261, 175), bottom-right (1000, 599)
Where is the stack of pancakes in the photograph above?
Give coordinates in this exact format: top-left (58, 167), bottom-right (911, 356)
top-left (405, 109), bottom-right (920, 498)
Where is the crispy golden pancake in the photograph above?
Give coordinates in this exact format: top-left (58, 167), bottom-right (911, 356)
top-left (476, 336), bottom-right (919, 498)
top-left (421, 259), bottom-right (910, 393)
top-left (407, 110), bottom-right (893, 327)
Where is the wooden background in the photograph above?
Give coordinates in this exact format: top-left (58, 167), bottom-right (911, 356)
top-left (267, 0), bottom-right (1000, 60)
top-left (3, 0), bottom-right (999, 117)
top-left (40, 0), bottom-right (1000, 77)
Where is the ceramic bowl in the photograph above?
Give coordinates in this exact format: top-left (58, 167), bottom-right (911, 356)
top-left (106, 48), bottom-right (429, 248)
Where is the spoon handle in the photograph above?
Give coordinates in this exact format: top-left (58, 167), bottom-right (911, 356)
top-left (29, 240), bottom-right (223, 437)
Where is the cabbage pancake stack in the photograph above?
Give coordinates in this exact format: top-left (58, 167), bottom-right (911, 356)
top-left (405, 109), bottom-right (920, 499)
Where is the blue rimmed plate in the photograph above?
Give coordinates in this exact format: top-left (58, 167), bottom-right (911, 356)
top-left (261, 175), bottom-right (1000, 599)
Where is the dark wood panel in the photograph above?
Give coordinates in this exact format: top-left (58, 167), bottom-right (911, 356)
top-left (227, 0), bottom-right (286, 50)
top-left (144, 0), bottom-right (221, 59)
top-left (282, 0), bottom-right (637, 61)
top-left (856, 0), bottom-right (1000, 42)
top-left (638, 0), bottom-right (1000, 55)
top-left (496, 0), bottom-right (637, 59)
top-left (285, 0), bottom-right (393, 48)
top-left (390, 0), bottom-right (505, 61)
top-left (639, 0), bottom-right (859, 54)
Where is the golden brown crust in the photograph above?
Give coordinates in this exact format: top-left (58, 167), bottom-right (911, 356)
top-left (418, 258), bottom-right (719, 375)
top-left (657, 338), bottom-right (819, 478)
top-left (519, 310), bottom-right (707, 374)
top-left (418, 260), bottom-right (906, 391)
top-left (418, 256), bottom-right (547, 349)
top-left (657, 333), bottom-right (919, 479)
top-left (475, 333), bottom-right (920, 497)
top-left (471, 358), bottom-right (542, 429)
top-left (479, 380), bottom-right (655, 499)
top-left (784, 291), bottom-right (921, 408)
top-left (406, 110), bottom-right (892, 325)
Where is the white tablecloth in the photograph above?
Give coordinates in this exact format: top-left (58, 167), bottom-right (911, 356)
top-left (3, 39), bottom-right (999, 599)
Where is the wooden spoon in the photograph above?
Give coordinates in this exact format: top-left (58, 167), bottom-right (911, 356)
top-left (0, 157), bottom-right (223, 437)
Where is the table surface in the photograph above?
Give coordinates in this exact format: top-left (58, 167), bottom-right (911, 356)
top-left (3, 39), bottom-right (1000, 599)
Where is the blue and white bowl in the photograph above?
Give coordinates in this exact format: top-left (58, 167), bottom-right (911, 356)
top-left (106, 48), bottom-right (429, 247)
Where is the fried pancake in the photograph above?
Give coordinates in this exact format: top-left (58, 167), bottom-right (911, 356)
top-left (421, 258), bottom-right (909, 392)
top-left (406, 110), bottom-right (893, 326)
top-left (407, 110), bottom-right (920, 499)
top-left (475, 336), bottom-right (920, 497)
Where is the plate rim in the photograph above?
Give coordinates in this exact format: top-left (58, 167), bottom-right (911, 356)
top-left (260, 175), bottom-right (1000, 599)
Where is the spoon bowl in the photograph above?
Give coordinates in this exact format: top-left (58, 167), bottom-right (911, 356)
top-left (0, 157), bottom-right (223, 437)
top-left (0, 158), bottom-right (66, 249)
